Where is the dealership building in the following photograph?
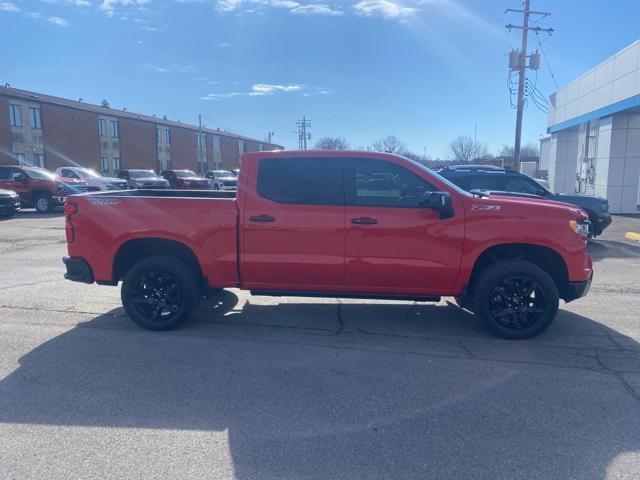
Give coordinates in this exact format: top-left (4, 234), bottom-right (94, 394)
top-left (542, 39), bottom-right (640, 213)
top-left (0, 86), bottom-right (281, 176)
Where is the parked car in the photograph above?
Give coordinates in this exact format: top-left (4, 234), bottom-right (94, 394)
top-left (204, 170), bottom-right (238, 190)
top-left (56, 167), bottom-right (128, 191)
top-left (0, 188), bottom-right (20, 217)
top-left (117, 169), bottom-right (170, 189)
top-left (438, 165), bottom-right (612, 237)
top-left (160, 170), bottom-right (211, 190)
top-left (0, 165), bottom-right (88, 213)
top-left (63, 150), bottom-right (592, 340)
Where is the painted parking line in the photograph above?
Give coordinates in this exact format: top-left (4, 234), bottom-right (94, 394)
top-left (625, 231), bottom-right (640, 242)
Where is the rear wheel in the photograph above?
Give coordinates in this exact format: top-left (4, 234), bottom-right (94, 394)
top-left (34, 194), bottom-right (53, 214)
top-left (473, 260), bottom-right (559, 339)
top-left (121, 255), bottom-right (201, 331)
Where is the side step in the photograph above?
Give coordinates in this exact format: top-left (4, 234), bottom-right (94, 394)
top-left (250, 290), bottom-right (441, 303)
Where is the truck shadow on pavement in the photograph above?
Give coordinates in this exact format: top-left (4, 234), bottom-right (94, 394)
top-left (0, 292), bottom-right (639, 479)
top-left (588, 239), bottom-right (640, 261)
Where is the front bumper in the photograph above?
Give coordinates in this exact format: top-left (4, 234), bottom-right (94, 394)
top-left (63, 256), bottom-right (94, 284)
top-left (593, 214), bottom-right (612, 235)
top-left (563, 273), bottom-right (593, 302)
top-left (0, 200), bottom-right (20, 215)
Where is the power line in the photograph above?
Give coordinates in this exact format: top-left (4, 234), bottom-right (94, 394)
top-left (535, 31), bottom-right (559, 89)
top-left (294, 117), bottom-right (311, 150)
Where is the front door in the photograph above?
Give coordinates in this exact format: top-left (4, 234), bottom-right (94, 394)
top-left (344, 157), bottom-right (464, 294)
top-left (0, 167), bottom-right (30, 202)
top-left (240, 156), bottom-right (345, 289)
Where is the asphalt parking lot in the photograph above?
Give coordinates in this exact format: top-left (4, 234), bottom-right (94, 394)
top-left (0, 210), bottom-right (639, 480)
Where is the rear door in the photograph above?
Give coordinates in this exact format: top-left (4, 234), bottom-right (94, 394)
top-left (344, 157), bottom-right (464, 293)
top-left (240, 156), bottom-right (346, 289)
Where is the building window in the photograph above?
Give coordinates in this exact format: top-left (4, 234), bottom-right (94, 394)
top-left (114, 157), bottom-right (121, 171)
top-left (33, 135), bottom-right (44, 143)
top-left (33, 153), bottom-right (45, 167)
top-left (111, 120), bottom-right (119, 139)
top-left (157, 127), bottom-right (170, 144)
top-left (15, 153), bottom-right (25, 165)
top-left (11, 132), bottom-right (24, 142)
top-left (100, 157), bottom-right (109, 174)
top-left (9, 104), bottom-right (22, 127)
top-left (212, 136), bottom-right (221, 150)
top-left (197, 133), bottom-right (206, 150)
top-left (98, 118), bottom-right (107, 136)
top-left (238, 140), bottom-right (245, 154)
top-left (29, 107), bottom-right (42, 129)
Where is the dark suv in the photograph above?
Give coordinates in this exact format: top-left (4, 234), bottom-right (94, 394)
top-left (439, 165), bottom-right (612, 237)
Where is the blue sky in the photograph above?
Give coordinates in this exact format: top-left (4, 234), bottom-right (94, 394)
top-left (2, 0), bottom-right (640, 157)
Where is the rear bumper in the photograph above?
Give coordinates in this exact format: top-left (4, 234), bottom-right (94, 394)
top-left (563, 273), bottom-right (592, 302)
top-left (63, 256), bottom-right (94, 284)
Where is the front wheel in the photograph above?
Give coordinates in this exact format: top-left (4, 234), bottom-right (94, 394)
top-left (34, 194), bottom-right (53, 214)
top-left (121, 255), bottom-right (201, 331)
top-left (473, 260), bottom-right (559, 339)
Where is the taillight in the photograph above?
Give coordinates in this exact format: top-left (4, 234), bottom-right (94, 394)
top-left (65, 202), bottom-right (79, 244)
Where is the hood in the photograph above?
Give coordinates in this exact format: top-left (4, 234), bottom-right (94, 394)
top-left (553, 192), bottom-right (608, 204)
top-left (0, 188), bottom-right (17, 196)
top-left (475, 193), bottom-right (588, 220)
top-left (59, 177), bottom-right (87, 185)
top-left (102, 176), bottom-right (127, 183)
top-left (179, 177), bottom-right (208, 182)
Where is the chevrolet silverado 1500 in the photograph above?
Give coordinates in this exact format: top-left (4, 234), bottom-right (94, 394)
top-left (63, 150), bottom-right (593, 339)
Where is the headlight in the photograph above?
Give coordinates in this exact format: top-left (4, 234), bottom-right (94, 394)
top-left (601, 202), bottom-right (609, 212)
top-left (569, 219), bottom-right (590, 237)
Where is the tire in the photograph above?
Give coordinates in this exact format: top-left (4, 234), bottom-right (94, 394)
top-left (472, 260), bottom-right (559, 340)
top-left (34, 193), bottom-right (53, 214)
top-left (121, 255), bottom-right (202, 331)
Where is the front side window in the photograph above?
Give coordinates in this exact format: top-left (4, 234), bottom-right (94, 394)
top-left (9, 104), bottom-right (22, 127)
top-left (29, 107), bottom-right (41, 129)
top-left (347, 158), bottom-right (435, 207)
top-left (470, 175), bottom-right (505, 191)
top-left (111, 120), bottom-right (119, 138)
top-left (98, 119), bottom-right (107, 136)
top-left (258, 157), bottom-right (342, 205)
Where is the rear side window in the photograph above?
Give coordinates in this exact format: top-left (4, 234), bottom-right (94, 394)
top-left (470, 175), bottom-right (506, 191)
top-left (257, 157), bottom-right (343, 205)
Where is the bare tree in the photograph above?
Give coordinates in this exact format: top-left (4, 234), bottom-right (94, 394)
top-left (447, 135), bottom-right (489, 163)
top-left (314, 136), bottom-right (349, 150)
top-left (370, 135), bottom-right (408, 154)
top-left (499, 142), bottom-right (539, 159)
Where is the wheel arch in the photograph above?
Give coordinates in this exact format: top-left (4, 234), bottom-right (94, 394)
top-left (467, 243), bottom-right (571, 300)
top-left (112, 237), bottom-right (203, 284)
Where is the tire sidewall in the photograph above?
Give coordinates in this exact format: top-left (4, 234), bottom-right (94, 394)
top-left (121, 255), bottom-right (200, 331)
top-left (474, 260), bottom-right (559, 339)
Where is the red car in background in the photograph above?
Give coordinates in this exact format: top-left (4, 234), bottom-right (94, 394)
top-left (0, 165), bottom-right (87, 213)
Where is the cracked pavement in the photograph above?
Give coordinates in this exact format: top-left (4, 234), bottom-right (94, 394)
top-left (0, 211), bottom-right (639, 479)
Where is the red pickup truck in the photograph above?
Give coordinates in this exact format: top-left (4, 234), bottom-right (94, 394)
top-left (63, 150), bottom-right (593, 339)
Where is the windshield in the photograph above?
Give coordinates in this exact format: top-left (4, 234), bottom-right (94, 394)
top-left (174, 170), bottom-right (198, 178)
top-left (24, 168), bottom-right (57, 180)
top-left (130, 170), bottom-right (159, 179)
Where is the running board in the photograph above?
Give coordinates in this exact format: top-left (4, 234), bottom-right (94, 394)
top-left (249, 290), bottom-right (441, 302)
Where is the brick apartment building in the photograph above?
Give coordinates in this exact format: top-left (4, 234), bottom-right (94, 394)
top-left (0, 86), bottom-right (282, 176)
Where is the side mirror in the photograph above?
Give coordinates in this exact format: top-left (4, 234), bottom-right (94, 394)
top-left (426, 191), bottom-right (454, 219)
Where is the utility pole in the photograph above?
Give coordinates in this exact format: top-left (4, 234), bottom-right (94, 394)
top-left (505, 0), bottom-right (552, 172)
top-left (295, 117), bottom-right (311, 150)
top-left (267, 131), bottom-right (275, 145)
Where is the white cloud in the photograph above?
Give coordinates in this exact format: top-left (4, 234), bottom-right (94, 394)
top-left (46, 15), bottom-right (68, 25)
top-left (201, 83), bottom-right (305, 100)
top-left (42, 0), bottom-right (90, 6)
top-left (352, 0), bottom-right (417, 19)
top-left (215, 0), bottom-right (342, 16)
top-left (100, 0), bottom-right (150, 17)
top-left (0, 2), bottom-right (20, 12)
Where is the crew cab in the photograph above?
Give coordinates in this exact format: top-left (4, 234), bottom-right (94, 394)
top-left (56, 167), bottom-right (128, 192)
top-left (439, 165), bottom-right (612, 237)
top-left (63, 151), bottom-right (593, 339)
top-left (0, 165), bottom-right (88, 213)
top-left (161, 170), bottom-right (211, 190)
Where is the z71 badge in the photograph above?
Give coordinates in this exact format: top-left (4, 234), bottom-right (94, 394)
top-left (471, 204), bottom-right (501, 211)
